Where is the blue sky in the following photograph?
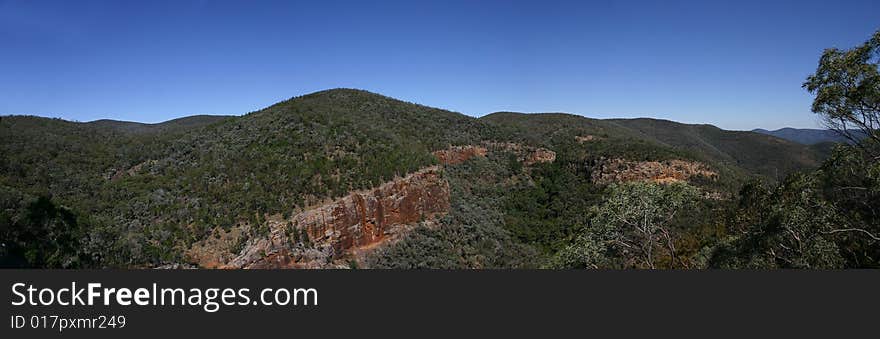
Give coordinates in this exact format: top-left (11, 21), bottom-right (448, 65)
top-left (1, 0), bottom-right (878, 130)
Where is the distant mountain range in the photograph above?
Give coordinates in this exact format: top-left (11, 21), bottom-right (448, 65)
top-left (86, 115), bottom-right (233, 134)
top-left (752, 127), bottom-right (866, 145)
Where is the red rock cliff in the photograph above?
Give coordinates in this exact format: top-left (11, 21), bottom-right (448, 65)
top-left (589, 158), bottom-right (717, 185)
top-left (224, 166), bottom-right (450, 269)
top-left (433, 142), bottom-right (556, 166)
top-left (433, 146), bottom-right (488, 165)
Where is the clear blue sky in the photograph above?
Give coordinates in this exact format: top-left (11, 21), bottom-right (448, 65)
top-left (1, 0), bottom-right (878, 130)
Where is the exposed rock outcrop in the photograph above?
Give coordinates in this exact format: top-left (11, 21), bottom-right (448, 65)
top-left (525, 148), bottom-right (557, 165)
top-left (433, 142), bottom-right (556, 166)
top-left (589, 158), bottom-right (717, 185)
top-left (199, 166), bottom-right (450, 269)
top-left (187, 225), bottom-right (248, 269)
top-left (575, 135), bottom-right (600, 143)
top-left (433, 145), bottom-right (488, 165)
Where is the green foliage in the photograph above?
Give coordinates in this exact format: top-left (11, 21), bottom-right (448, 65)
top-left (550, 182), bottom-right (699, 269)
top-left (708, 174), bottom-right (851, 268)
top-left (0, 195), bottom-right (120, 268)
top-left (503, 160), bottom-right (599, 254)
top-left (708, 141), bottom-right (880, 269)
top-left (816, 147), bottom-right (880, 257)
top-left (600, 182), bottom-right (700, 268)
top-left (547, 232), bottom-right (609, 269)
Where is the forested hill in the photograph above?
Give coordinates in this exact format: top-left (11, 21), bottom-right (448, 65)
top-left (86, 115), bottom-right (234, 135)
top-left (0, 89), bottom-right (506, 267)
top-left (607, 118), bottom-right (823, 180)
top-left (481, 112), bottom-right (823, 181)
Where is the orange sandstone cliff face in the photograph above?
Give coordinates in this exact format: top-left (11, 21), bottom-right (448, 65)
top-left (193, 166), bottom-right (450, 269)
top-left (589, 158), bottom-right (717, 185)
top-left (575, 135), bottom-right (601, 143)
top-left (433, 145), bottom-right (488, 165)
top-left (432, 142), bottom-right (556, 166)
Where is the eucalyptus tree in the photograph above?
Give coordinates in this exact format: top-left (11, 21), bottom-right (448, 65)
top-left (804, 30), bottom-right (880, 157)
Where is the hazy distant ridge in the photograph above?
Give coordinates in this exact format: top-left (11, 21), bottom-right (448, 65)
top-left (752, 127), bottom-right (866, 145)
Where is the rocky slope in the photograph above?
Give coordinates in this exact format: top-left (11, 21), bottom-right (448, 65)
top-left (433, 142), bottom-right (556, 166)
top-left (433, 146), bottom-right (488, 165)
top-left (190, 166), bottom-right (450, 268)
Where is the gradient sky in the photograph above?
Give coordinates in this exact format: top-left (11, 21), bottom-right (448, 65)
top-left (1, 0), bottom-right (878, 130)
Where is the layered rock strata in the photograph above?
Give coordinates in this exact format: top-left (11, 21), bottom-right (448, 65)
top-left (210, 166), bottom-right (450, 268)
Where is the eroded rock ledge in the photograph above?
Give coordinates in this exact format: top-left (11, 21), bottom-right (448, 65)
top-left (432, 142), bottom-right (556, 166)
top-left (433, 145), bottom-right (488, 165)
top-left (192, 166), bottom-right (450, 269)
top-left (589, 158), bottom-right (717, 185)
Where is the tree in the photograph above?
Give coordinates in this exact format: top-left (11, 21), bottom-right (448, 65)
top-left (799, 29), bottom-right (880, 266)
top-left (547, 231), bottom-right (609, 269)
top-left (709, 174), bottom-right (856, 268)
top-left (1, 196), bottom-right (92, 268)
top-left (803, 30), bottom-right (880, 157)
top-left (810, 146), bottom-right (880, 266)
top-left (552, 182), bottom-right (699, 269)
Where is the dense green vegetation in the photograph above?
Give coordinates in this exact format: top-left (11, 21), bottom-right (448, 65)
top-left (707, 146), bottom-right (879, 268)
top-left (549, 181), bottom-right (700, 269)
